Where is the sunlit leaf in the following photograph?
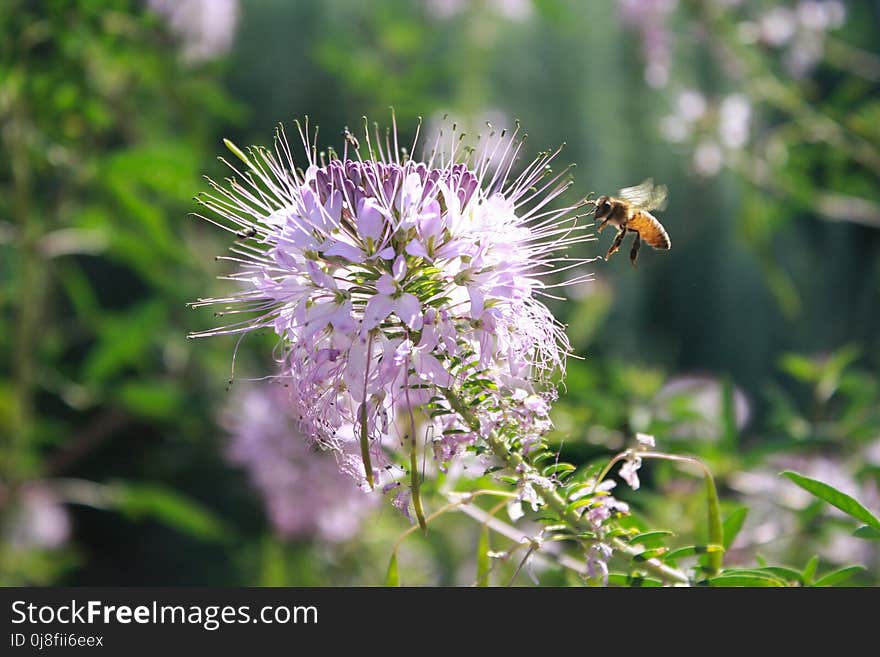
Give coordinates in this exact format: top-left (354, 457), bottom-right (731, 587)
top-left (564, 497), bottom-right (596, 515)
top-left (703, 476), bottom-right (724, 574)
top-left (781, 471), bottom-right (880, 529)
top-left (812, 566), bottom-right (865, 587)
top-left (628, 530), bottom-right (675, 547)
top-left (607, 573), bottom-right (663, 587)
top-left (853, 525), bottom-right (880, 540)
top-left (702, 574), bottom-right (785, 587)
top-left (802, 556), bottom-right (819, 585)
top-left (722, 507), bottom-right (748, 550)
top-left (753, 566), bottom-right (803, 585)
top-left (385, 552), bottom-right (400, 587)
top-left (631, 547), bottom-right (669, 562)
top-left (542, 462), bottom-right (576, 478)
top-left (664, 544), bottom-right (724, 562)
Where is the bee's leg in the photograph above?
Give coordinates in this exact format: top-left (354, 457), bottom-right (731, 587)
top-left (629, 230), bottom-right (641, 266)
top-left (597, 218), bottom-right (610, 233)
top-left (605, 228), bottom-right (626, 261)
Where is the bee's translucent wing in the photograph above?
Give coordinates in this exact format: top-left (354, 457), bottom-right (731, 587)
top-left (618, 178), bottom-right (668, 212)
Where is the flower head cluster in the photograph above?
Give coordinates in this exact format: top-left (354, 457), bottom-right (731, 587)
top-left (223, 382), bottom-right (377, 543)
top-left (192, 116), bottom-right (592, 504)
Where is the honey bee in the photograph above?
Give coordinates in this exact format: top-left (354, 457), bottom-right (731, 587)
top-left (592, 178), bottom-right (671, 265)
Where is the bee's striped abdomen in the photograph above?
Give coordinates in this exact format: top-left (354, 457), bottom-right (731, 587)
top-left (628, 210), bottom-right (671, 250)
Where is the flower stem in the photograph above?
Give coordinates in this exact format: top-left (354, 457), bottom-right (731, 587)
top-left (359, 333), bottom-right (375, 489)
top-left (404, 356), bottom-right (427, 531)
top-left (443, 389), bottom-right (691, 586)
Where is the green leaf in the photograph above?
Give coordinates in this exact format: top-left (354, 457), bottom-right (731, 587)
top-left (753, 566), bottom-right (804, 585)
top-left (853, 525), bottom-right (880, 540)
top-left (779, 353), bottom-right (820, 383)
top-left (812, 566), bottom-right (865, 587)
top-left (628, 530), bottom-right (675, 547)
top-left (704, 568), bottom-right (788, 585)
top-left (564, 497), bottom-right (596, 515)
top-left (781, 471), bottom-right (880, 529)
top-left (542, 462), bottom-right (576, 478)
top-left (476, 526), bottom-right (490, 587)
top-left (385, 552), bottom-right (400, 587)
top-left (632, 547), bottom-right (670, 562)
top-left (115, 380), bottom-right (183, 421)
top-left (607, 573), bottom-right (663, 587)
top-left (664, 544), bottom-right (724, 562)
top-left (702, 574), bottom-right (785, 587)
top-left (703, 475), bottom-right (724, 575)
top-left (802, 556), bottom-right (819, 585)
top-left (112, 482), bottom-right (228, 542)
top-left (83, 302), bottom-right (165, 385)
top-left (722, 507), bottom-right (749, 550)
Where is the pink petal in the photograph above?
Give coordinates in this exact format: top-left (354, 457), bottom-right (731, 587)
top-left (394, 293), bottom-right (423, 330)
top-left (323, 240), bottom-right (365, 263)
top-left (468, 287), bottom-right (485, 318)
top-left (392, 255), bottom-right (407, 281)
top-left (376, 274), bottom-right (395, 296)
top-left (357, 197), bottom-right (386, 242)
top-left (363, 294), bottom-right (394, 331)
top-left (405, 240), bottom-right (430, 258)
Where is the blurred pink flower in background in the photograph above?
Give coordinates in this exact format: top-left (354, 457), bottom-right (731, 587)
top-left (223, 383), bottom-right (378, 543)
top-left (5, 482), bottom-right (71, 551)
top-left (655, 375), bottom-right (750, 440)
top-left (148, 0), bottom-right (240, 62)
top-left (617, 0), bottom-right (678, 88)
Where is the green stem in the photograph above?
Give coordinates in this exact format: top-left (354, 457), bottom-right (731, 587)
top-left (403, 349), bottom-right (426, 530)
top-left (408, 407), bottom-right (427, 531)
top-left (629, 451), bottom-right (724, 574)
top-left (443, 390), bottom-right (691, 586)
top-left (358, 333), bottom-right (375, 490)
top-left (7, 92), bottom-right (42, 485)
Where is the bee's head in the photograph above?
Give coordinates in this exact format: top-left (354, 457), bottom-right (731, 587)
top-left (594, 195), bottom-right (612, 220)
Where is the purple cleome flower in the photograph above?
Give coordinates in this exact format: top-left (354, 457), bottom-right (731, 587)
top-left (192, 116), bottom-right (592, 518)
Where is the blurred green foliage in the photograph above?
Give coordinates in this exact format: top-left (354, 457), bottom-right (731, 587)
top-left (1, 0), bottom-right (878, 585)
